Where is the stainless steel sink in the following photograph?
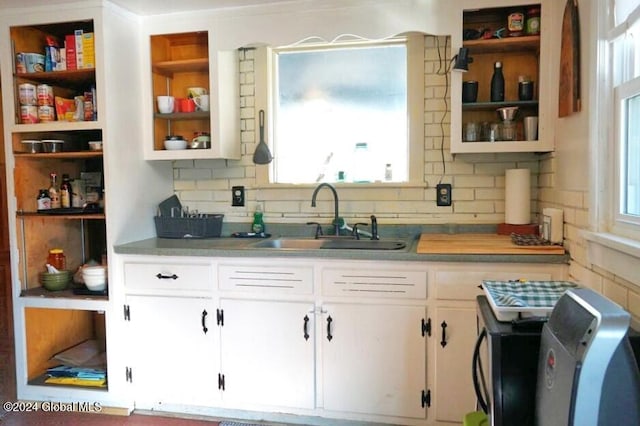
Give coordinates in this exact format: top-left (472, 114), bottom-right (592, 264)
top-left (322, 239), bottom-right (407, 250)
top-left (251, 238), bottom-right (408, 251)
top-left (251, 238), bottom-right (326, 250)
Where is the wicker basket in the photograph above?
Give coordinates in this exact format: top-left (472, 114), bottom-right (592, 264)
top-left (154, 214), bottom-right (223, 239)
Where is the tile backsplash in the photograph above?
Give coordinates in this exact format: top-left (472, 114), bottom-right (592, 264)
top-left (172, 36), bottom-right (546, 226)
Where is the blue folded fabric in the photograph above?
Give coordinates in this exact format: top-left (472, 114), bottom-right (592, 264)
top-left (483, 280), bottom-right (578, 307)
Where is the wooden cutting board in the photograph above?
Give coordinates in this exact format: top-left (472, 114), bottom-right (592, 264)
top-left (416, 233), bottom-right (565, 255)
top-left (558, 0), bottom-right (581, 117)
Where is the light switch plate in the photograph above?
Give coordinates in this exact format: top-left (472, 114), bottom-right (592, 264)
top-left (232, 186), bottom-right (245, 206)
top-left (436, 183), bottom-right (452, 206)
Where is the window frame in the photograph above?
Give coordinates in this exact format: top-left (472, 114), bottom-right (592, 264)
top-left (594, 0), bottom-right (640, 242)
top-left (253, 33), bottom-right (425, 187)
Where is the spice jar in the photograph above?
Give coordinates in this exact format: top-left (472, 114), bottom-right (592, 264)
top-left (526, 7), bottom-right (541, 35)
top-left (507, 8), bottom-right (526, 37)
top-left (47, 248), bottom-right (66, 271)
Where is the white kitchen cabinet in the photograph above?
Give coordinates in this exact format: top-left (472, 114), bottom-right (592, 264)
top-left (450, 0), bottom-right (556, 153)
top-left (218, 298), bottom-right (315, 410)
top-left (430, 263), bottom-right (566, 422)
top-left (125, 295), bottom-right (218, 408)
top-left (321, 303), bottom-right (427, 419)
top-left (1, 3), bottom-right (171, 410)
top-left (432, 306), bottom-right (479, 422)
top-left (141, 24), bottom-right (240, 160)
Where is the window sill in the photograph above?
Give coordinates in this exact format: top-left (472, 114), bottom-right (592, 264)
top-left (582, 230), bottom-right (640, 288)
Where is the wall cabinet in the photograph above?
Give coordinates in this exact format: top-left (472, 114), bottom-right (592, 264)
top-left (451, 0), bottom-right (555, 153)
top-left (143, 30), bottom-right (240, 160)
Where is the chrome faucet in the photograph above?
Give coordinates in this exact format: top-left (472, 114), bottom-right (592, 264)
top-left (370, 215), bottom-right (379, 240)
top-left (311, 183), bottom-right (341, 236)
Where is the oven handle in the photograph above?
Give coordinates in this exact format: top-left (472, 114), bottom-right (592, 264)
top-left (472, 327), bottom-right (489, 414)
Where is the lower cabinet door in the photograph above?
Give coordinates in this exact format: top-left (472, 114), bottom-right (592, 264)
top-left (126, 295), bottom-right (218, 407)
top-left (321, 303), bottom-right (427, 419)
top-left (219, 299), bottom-right (316, 409)
top-left (433, 306), bottom-right (478, 422)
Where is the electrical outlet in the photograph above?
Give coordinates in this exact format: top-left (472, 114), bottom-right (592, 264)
top-left (232, 186), bottom-right (245, 206)
top-left (436, 183), bottom-right (452, 206)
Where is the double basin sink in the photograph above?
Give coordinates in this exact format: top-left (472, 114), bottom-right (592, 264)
top-left (250, 237), bottom-right (410, 251)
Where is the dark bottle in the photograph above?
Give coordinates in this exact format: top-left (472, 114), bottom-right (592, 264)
top-left (490, 61), bottom-right (505, 102)
top-left (60, 174), bottom-right (72, 209)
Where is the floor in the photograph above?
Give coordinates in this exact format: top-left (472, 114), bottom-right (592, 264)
top-left (0, 411), bottom-right (224, 425)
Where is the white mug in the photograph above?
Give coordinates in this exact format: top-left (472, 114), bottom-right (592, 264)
top-left (157, 96), bottom-right (174, 114)
top-left (193, 94), bottom-right (210, 112)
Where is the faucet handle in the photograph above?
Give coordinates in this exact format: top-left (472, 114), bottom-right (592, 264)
top-left (351, 222), bottom-right (368, 240)
top-left (306, 222), bottom-right (324, 239)
top-left (370, 215), bottom-right (379, 240)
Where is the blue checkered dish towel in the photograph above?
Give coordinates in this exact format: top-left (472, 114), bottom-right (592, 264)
top-left (483, 280), bottom-right (578, 307)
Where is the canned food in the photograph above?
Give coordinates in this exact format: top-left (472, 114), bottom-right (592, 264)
top-left (18, 83), bottom-right (37, 105)
top-left (38, 105), bottom-right (56, 122)
top-left (20, 105), bottom-right (39, 124)
top-left (37, 84), bottom-right (54, 106)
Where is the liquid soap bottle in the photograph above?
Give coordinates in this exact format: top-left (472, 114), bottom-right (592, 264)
top-left (252, 205), bottom-right (265, 234)
top-left (490, 61), bottom-right (505, 102)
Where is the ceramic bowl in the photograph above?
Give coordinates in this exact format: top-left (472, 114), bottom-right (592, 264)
top-left (40, 270), bottom-right (72, 291)
top-left (164, 138), bottom-right (187, 150)
top-left (82, 266), bottom-right (107, 291)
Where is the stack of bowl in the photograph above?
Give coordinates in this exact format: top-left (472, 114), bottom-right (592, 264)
top-left (40, 270), bottom-right (72, 291)
top-left (82, 265), bottom-right (107, 291)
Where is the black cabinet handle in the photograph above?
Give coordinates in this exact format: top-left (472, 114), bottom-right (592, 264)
top-left (326, 315), bottom-right (333, 341)
top-left (440, 321), bottom-right (448, 347)
top-left (156, 273), bottom-right (178, 280)
top-left (303, 315), bottom-right (310, 340)
top-left (201, 310), bottom-right (208, 334)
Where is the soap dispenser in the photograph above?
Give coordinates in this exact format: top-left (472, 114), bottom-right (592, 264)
top-left (252, 205), bottom-right (265, 234)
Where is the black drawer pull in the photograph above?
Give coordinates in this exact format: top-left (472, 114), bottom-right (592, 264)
top-left (303, 315), bottom-right (310, 341)
top-left (326, 315), bottom-right (333, 341)
top-left (440, 321), bottom-right (448, 347)
top-left (201, 310), bottom-right (208, 334)
top-left (156, 273), bottom-right (178, 280)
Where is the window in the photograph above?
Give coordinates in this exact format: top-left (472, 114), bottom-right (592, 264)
top-left (607, 1), bottom-right (640, 237)
top-left (264, 35), bottom-right (424, 185)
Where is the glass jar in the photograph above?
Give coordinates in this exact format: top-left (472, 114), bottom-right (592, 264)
top-left (352, 142), bottom-right (371, 183)
top-left (47, 248), bottom-right (66, 271)
top-left (526, 7), bottom-right (541, 35)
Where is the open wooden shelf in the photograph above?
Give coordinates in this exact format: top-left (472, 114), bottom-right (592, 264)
top-left (14, 151), bottom-right (103, 159)
top-left (14, 69), bottom-right (96, 86)
top-left (463, 35), bottom-right (540, 54)
top-left (152, 58), bottom-right (209, 77)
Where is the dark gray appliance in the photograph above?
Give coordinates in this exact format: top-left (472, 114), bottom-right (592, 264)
top-left (536, 288), bottom-right (640, 426)
top-left (474, 296), bottom-right (544, 426)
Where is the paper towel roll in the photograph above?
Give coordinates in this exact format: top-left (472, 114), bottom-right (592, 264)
top-left (505, 168), bottom-right (531, 225)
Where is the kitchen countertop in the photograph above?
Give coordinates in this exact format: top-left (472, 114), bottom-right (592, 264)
top-left (114, 234), bottom-right (570, 264)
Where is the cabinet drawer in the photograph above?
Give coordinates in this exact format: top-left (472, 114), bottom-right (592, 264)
top-left (219, 264), bottom-right (313, 294)
top-left (124, 260), bottom-right (214, 292)
top-left (323, 268), bottom-right (427, 299)
top-left (435, 269), bottom-right (554, 301)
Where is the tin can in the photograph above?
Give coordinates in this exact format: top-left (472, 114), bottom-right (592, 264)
top-left (18, 83), bottom-right (37, 105)
top-left (37, 84), bottom-right (54, 106)
top-left (38, 105), bottom-right (56, 122)
top-left (20, 105), bottom-right (39, 124)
